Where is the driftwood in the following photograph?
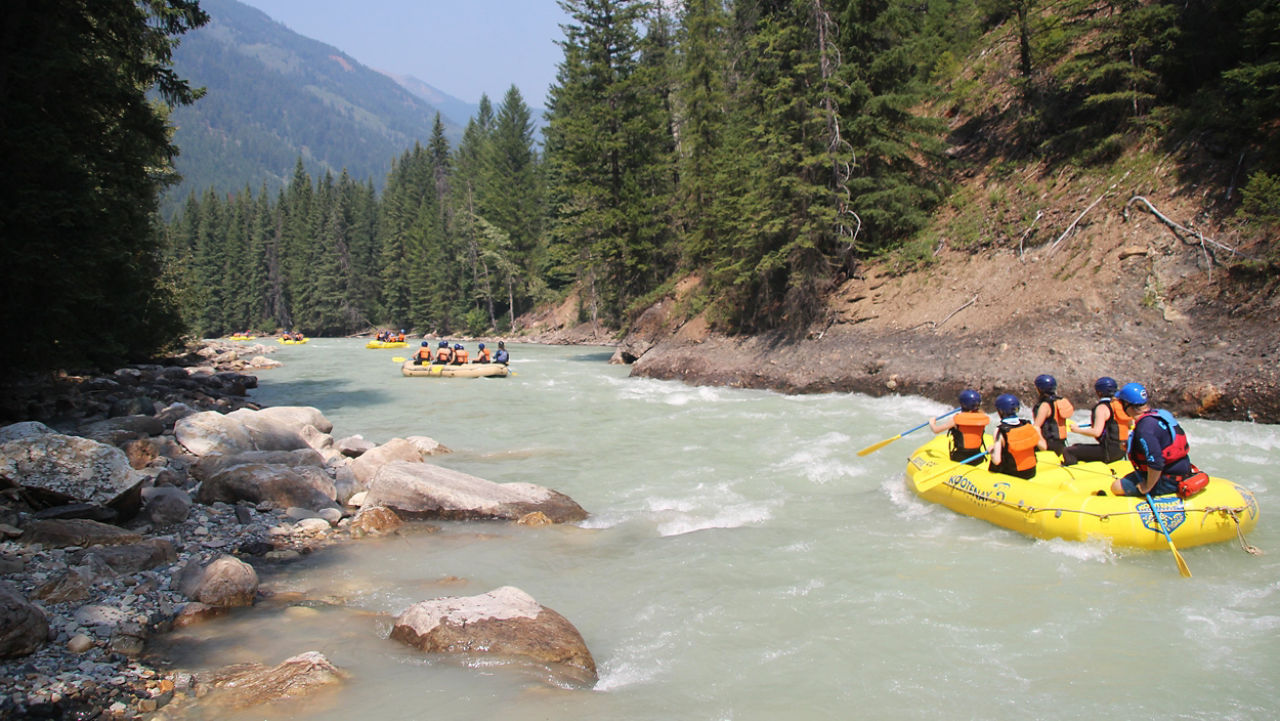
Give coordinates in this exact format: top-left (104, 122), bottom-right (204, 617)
top-left (1047, 193), bottom-right (1108, 254)
top-left (1018, 210), bottom-right (1044, 260)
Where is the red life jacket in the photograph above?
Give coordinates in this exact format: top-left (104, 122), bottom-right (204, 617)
top-left (1126, 410), bottom-right (1189, 473)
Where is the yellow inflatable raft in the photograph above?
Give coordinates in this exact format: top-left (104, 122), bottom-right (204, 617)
top-left (228, 334), bottom-right (257, 341)
top-left (905, 434), bottom-right (1259, 550)
top-left (400, 360), bottom-right (509, 378)
top-left (277, 337), bottom-right (309, 345)
top-left (366, 340), bottom-right (408, 349)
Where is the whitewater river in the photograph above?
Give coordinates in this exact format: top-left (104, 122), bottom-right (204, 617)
top-left (163, 339), bottom-right (1279, 721)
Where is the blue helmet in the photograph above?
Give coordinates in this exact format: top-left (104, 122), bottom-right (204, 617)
top-left (454, 343), bottom-right (463, 350)
top-left (1117, 382), bottom-right (1148, 406)
top-left (420, 341), bottom-right (429, 347)
top-left (1094, 376), bottom-right (1118, 396)
top-left (995, 394), bottom-right (1020, 416)
top-left (958, 389), bottom-right (981, 411)
top-left (1034, 374), bottom-right (1057, 393)
top-left (478, 343), bottom-right (486, 349)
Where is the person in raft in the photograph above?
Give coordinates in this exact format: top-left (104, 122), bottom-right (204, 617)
top-left (493, 341), bottom-right (509, 364)
top-left (434, 340), bottom-right (453, 365)
top-left (451, 343), bottom-right (469, 364)
top-left (1030, 374), bottom-right (1073, 456)
top-left (1109, 383), bottom-right (1201, 497)
top-left (412, 341), bottom-right (432, 366)
top-left (988, 394), bottom-right (1047, 479)
top-left (473, 342), bottom-right (491, 363)
top-left (928, 389), bottom-right (988, 463)
top-left (1062, 376), bottom-right (1131, 465)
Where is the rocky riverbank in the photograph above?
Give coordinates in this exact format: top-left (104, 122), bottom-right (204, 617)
top-left (0, 340), bottom-right (593, 719)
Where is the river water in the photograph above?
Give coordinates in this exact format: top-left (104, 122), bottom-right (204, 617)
top-left (164, 340), bottom-right (1279, 721)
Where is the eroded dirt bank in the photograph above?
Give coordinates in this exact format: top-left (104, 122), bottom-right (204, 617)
top-left (527, 191), bottom-right (1280, 423)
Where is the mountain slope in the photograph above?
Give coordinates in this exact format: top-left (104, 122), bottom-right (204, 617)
top-left (163, 0), bottom-right (466, 211)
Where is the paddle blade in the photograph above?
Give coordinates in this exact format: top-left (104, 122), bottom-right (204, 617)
top-left (1170, 541), bottom-right (1192, 577)
top-left (857, 435), bottom-right (901, 457)
top-left (392, 356), bottom-right (406, 363)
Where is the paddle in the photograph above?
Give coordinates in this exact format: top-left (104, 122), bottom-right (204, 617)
top-left (914, 450), bottom-right (991, 493)
top-left (1145, 493), bottom-right (1192, 578)
top-left (858, 408), bottom-right (961, 456)
top-left (392, 356), bottom-right (406, 363)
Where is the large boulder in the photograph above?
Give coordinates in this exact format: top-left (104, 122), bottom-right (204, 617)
top-left (362, 462), bottom-right (587, 523)
top-left (0, 583), bottom-right (48, 658)
top-left (191, 449), bottom-right (325, 483)
top-left (349, 439), bottom-right (424, 486)
top-left (390, 586), bottom-right (596, 687)
top-left (174, 411), bottom-right (254, 457)
top-left (226, 408), bottom-right (312, 452)
top-left (238, 406), bottom-right (332, 434)
top-left (0, 431), bottom-right (144, 507)
top-left (195, 464), bottom-right (339, 512)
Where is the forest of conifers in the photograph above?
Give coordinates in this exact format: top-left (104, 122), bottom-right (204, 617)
top-left (3, 0), bottom-right (1277, 371)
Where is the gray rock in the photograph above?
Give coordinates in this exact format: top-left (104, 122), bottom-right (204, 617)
top-left (349, 438), bottom-right (425, 485)
top-left (196, 464), bottom-right (340, 512)
top-left (142, 486), bottom-right (191, 527)
top-left (174, 411), bottom-right (255, 457)
top-left (190, 449), bottom-right (325, 483)
top-left (362, 461), bottom-right (588, 523)
top-left (19, 519), bottom-right (141, 548)
top-left (390, 586), bottom-right (596, 686)
top-left (0, 582), bottom-right (49, 658)
top-left (0, 421), bottom-right (55, 443)
top-left (0, 432), bottom-right (144, 507)
top-left (334, 435), bottom-right (376, 457)
top-left (184, 555), bottom-right (258, 608)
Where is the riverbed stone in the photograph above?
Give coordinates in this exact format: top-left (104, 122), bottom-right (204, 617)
top-left (0, 582), bottom-right (49, 658)
top-left (182, 555), bottom-right (258, 608)
top-left (349, 438), bottom-right (424, 485)
top-left (195, 464), bottom-right (339, 512)
top-left (174, 411), bottom-right (255, 457)
top-left (390, 586), bottom-right (596, 686)
top-left (0, 431), bottom-right (144, 507)
top-left (348, 506), bottom-right (402, 537)
top-left (202, 651), bottom-right (346, 710)
top-left (19, 519), bottom-right (141, 548)
top-left (362, 461), bottom-right (588, 523)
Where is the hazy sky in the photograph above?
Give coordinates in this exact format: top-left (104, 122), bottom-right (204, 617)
top-left (235, 0), bottom-right (570, 106)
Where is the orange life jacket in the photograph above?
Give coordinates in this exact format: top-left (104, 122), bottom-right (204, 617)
top-left (949, 412), bottom-right (989, 454)
top-left (475, 348), bottom-right (491, 363)
top-left (436, 348), bottom-right (453, 364)
top-left (414, 348), bottom-right (432, 362)
top-left (1002, 422), bottom-right (1041, 472)
top-left (1109, 399), bottom-right (1133, 443)
top-left (453, 350), bottom-right (469, 364)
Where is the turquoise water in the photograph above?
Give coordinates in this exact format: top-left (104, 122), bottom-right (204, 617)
top-left (167, 339), bottom-right (1279, 720)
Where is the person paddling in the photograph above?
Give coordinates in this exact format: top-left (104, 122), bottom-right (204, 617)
top-left (928, 389), bottom-right (988, 464)
top-left (451, 343), bottom-right (468, 364)
top-left (1031, 374), bottom-right (1073, 456)
top-left (412, 341), bottom-right (432, 366)
top-left (1109, 383), bottom-right (1198, 497)
top-left (493, 341), bottom-right (509, 364)
top-left (989, 394), bottom-right (1047, 479)
top-left (1063, 376), bottom-right (1130, 465)
top-left (474, 342), bottom-right (491, 363)
top-left (435, 340), bottom-right (453, 365)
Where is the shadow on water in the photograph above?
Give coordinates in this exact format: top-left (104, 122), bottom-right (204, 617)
top-left (567, 351), bottom-right (615, 363)
top-left (248, 378), bottom-right (394, 410)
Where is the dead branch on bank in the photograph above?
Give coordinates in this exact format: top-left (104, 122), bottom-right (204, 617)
top-left (1123, 196), bottom-right (1250, 281)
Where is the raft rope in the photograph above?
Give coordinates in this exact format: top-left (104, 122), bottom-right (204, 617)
top-left (939, 481), bottom-right (1261, 555)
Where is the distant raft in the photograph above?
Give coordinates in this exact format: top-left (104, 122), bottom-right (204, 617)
top-left (401, 360), bottom-right (509, 378)
top-left (366, 340), bottom-right (408, 349)
top-left (228, 334), bottom-right (257, 341)
top-left (277, 337), bottom-right (309, 345)
top-left (905, 433), bottom-right (1259, 550)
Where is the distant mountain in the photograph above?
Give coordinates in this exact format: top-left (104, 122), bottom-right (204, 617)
top-left (385, 73), bottom-right (550, 143)
top-left (163, 0), bottom-right (466, 213)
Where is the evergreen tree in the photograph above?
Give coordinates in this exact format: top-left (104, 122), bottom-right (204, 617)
top-left (0, 0), bottom-right (208, 369)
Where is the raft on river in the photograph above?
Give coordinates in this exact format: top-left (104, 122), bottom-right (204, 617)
top-left (277, 337), bottom-right (308, 345)
top-left (401, 360), bottom-right (509, 378)
top-left (905, 434), bottom-right (1259, 550)
top-left (366, 340), bottom-right (408, 349)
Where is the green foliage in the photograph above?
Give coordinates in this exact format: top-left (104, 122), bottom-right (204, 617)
top-left (1238, 172), bottom-right (1280, 223)
top-left (0, 0), bottom-right (207, 371)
